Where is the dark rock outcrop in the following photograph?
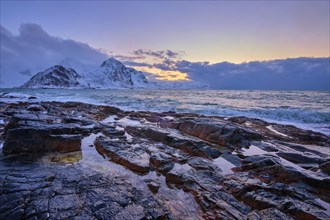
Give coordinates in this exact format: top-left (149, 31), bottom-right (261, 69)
top-left (159, 117), bottom-right (263, 148)
top-left (3, 113), bottom-right (85, 154)
top-left (320, 161), bottom-right (330, 175)
top-left (95, 136), bottom-right (150, 173)
top-left (0, 101), bottom-right (329, 220)
top-left (125, 126), bottom-right (222, 159)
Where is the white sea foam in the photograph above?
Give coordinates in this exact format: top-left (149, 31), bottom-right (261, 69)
top-left (1, 88), bottom-right (329, 135)
top-left (266, 125), bottom-right (289, 137)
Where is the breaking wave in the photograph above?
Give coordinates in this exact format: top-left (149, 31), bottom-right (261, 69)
top-left (1, 88), bottom-right (329, 135)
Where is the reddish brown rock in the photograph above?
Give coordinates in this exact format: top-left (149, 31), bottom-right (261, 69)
top-left (125, 126), bottom-right (221, 159)
top-left (162, 118), bottom-right (262, 148)
top-left (44, 134), bottom-right (82, 153)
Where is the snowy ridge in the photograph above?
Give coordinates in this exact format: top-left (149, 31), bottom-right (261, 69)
top-left (128, 68), bottom-right (149, 88)
top-left (91, 58), bottom-right (134, 88)
top-left (21, 58), bottom-right (149, 89)
top-left (21, 57), bottom-right (207, 89)
top-left (90, 58), bottom-right (149, 88)
top-left (21, 65), bottom-right (84, 88)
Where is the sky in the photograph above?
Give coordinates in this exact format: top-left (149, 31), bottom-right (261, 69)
top-left (0, 0), bottom-right (329, 89)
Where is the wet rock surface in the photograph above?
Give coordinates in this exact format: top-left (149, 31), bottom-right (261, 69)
top-left (0, 101), bottom-right (329, 219)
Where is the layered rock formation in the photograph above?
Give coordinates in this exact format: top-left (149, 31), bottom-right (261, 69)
top-left (0, 101), bottom-right (329, 219)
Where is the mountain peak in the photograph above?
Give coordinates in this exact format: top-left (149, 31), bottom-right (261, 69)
top-left (21, 65), bottom-right (82, 88)
top-left (48, 65), bottom-right (67, 71)
top-left (94, 57), bottom-right (148, 88)
top-left (100, 57), bottom-right (123, 68)
top-left (21, 58), bottom-right (149, 89)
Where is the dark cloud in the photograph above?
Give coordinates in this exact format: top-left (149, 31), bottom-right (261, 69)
top-left (19, 69), bottom-right (32, 76)
top-left (133, 49), bottom-right (164, 59)
top-left (153, 63), bottom-right (173, 71)
top-left (124, 47), bottom-right (329, 90)
top-left (152, 59), bottom-right (175, 71)
top-left (114, 50), bottom-right (183, 72)
top-left (166, 50), bottom-right (181, 58)
top-left (1, 23), bottom-right (328, 90)
top-left (0, 23), bottom-right (108, 87)
top-left (121, 49), bottom-right (185, 75)
top-left (113, 54), bottom-right (146, 61)
top-left (132, 49), bottom-right (183, 60)
top-left (174, 58), bottom-right (330, 90)
top-left (122, 61), bottom-right (152, 68)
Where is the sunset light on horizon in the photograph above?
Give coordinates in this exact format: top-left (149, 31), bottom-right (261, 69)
top-left (0, 1), bottom-right (330, 218)
top-left (1, 0), bottom-right (329, 89)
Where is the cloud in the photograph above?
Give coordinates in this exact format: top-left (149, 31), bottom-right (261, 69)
top-left (153, 58), bottom-right (177, 71)
top-left (113, 54), bottom-right (146, 61)
top-left (173, 58), bottom-right (330, 90)
top-left (124, 50), bottom-right (182, 72)
top-left (132, 49), bottom-right (183, 60)
top-left (119, 49), bottom-right (187, 81)
top-left (0, 23), bottom-right (108, 87)
top-left (19, 69), bottom-right (32, 76)
top-left (122, 61), bottom-right (152, 68)
top-left (1, 23), bottom-right (328, 90)
top-left (166, 50), bottom-right (182, 59)
top-left (123, 47), bottom-right (329, 90)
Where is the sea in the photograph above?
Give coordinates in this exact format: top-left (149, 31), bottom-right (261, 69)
top-left (1, 88), bottom-right (329, 135)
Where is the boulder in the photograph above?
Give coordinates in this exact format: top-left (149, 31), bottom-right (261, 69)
top-left (2, 112), bottom-right (86, 155)
top-left (26, 104), bottom-right (46, 112)
top-left (95, 137), bottom-right (150, 173)
top-left (44, 135), bottom-right (82, 153)
top-left (149, 152), bottom-right (174, 173)
top-left (320, 161), bottom-right (330, 175)
top-left (126, 126), bottom-right (221, 159)
top-left (166, 118), bottom-right (262, 148)
top-left (276, 152), bottom-right (325, 165)
top-left (3, 127), bottom-right (82, 154)
top-left (144, 179), bottom-right (160, 194)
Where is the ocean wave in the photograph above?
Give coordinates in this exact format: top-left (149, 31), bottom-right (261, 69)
top-left (1, 88), bottom-right (329, 135)
top-left (247, 108), bottom-right (330, 124)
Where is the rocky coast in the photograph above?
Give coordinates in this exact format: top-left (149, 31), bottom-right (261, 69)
top-left (0, 100), bottom-right (329, 219)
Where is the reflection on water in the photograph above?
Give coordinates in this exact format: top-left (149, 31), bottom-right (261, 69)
top-left (78, 132), bottom-right (203, 218)
top-left (48, 151), bottom-right (82, 163)
top-left (241, 145), bottom-right (268, 156)
top-left (213, 156), bottom-right (236, 175)
top-left (172, 162), bottom-right (193, 172)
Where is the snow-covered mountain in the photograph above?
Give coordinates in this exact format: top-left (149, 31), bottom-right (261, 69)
top-left (21, 65), bottom-right (84, 88)
top-left (129, 67), bottom-right (149, 87)
top-left (21, 58), bottom-right (208, 90)
top-left (21, 58), bottom-right (149, 89)
top-left (90, 58), bottom-right (148, 88)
